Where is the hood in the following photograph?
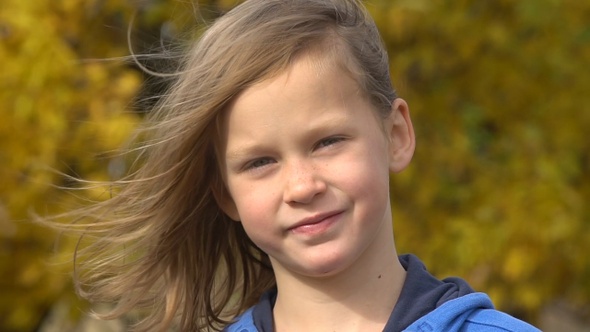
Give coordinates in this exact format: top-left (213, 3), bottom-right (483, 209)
top-left (384, 254), bottom-right (476, 331)
top-left (402, 292), bottom-right (494, 331)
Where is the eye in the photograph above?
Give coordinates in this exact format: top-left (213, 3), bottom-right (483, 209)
top-left (316, 136), bottom-right (346, 149)
top-left (244, 157), bottom-right (275, 170)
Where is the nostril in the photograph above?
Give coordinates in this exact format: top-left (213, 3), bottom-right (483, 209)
top-left (283, 174), bottom-right (326, 205)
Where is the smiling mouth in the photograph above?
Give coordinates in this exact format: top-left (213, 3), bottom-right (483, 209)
top-left (288, 210), bottom-right (343, 234)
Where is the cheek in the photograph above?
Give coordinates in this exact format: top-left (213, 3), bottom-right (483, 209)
top-left (334, 146), bottom-right (391, 214)
top-left (233, 195), bottom-right (274, 243)
top-left (230, 184), bottom-right (278, 227)
top-left (341, 146), bottom-right (390, 193)
top-left (236, 195), bottom-right (284, 254)
top-left (349, 165), bottom-right (390, 205)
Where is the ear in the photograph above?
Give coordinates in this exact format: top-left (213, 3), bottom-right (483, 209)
top-left (386, 98), bottom-right (415, 173)
top-left (211, 180), bottom-right (241, 222)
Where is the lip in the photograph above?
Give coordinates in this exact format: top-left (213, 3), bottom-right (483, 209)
top-left (288, 210), bottom-right (343, 234)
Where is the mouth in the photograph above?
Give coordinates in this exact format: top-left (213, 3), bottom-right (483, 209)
top-left (288, 210), bottom-right (344, 234)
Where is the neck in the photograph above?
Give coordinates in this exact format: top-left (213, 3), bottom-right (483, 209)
top-left (272, 224), bottom-right (405, 332)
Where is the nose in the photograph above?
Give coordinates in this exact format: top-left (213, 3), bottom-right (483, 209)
top-left (283, 160), bottom-right (326, 205)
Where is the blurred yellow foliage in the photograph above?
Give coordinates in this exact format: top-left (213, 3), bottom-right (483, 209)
top-left (368, 0), bottom-right (590, 321)
top-left (0, 0), bottom-right (140, 330)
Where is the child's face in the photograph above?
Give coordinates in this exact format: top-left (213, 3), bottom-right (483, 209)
top-left (218, 53), bottom-right (410, 279)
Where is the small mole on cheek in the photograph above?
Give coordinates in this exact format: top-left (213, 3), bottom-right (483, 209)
top-left (378, 274), bottom-right (381, 279)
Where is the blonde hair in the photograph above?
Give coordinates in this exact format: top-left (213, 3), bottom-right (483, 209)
top-left (56, 0), bottom-right (396, 330)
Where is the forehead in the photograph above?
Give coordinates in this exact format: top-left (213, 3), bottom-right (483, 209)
top-left (220, 51), bottom-right (379, 148)
top-left (297, 38), bottom-right (363, 88)
top-left (212, 43), bottom-right (374, 159)
top-left (223, 49), bottom-right (363, 120)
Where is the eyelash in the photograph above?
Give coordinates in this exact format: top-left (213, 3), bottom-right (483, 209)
top-left (244, 157), bottom-right (274, 170)
top-left (316, 136), bottom-right (346, 149)
top-left (242, 136), bottom-right (347, 171)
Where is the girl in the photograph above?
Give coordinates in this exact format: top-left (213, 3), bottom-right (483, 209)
top-left (56, 0), bottom-right (541, 331)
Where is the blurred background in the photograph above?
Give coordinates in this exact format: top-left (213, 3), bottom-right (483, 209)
top-left (1, 0), bottom-right (589, 330)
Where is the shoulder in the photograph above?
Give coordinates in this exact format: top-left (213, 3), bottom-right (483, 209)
top-left (403, 293), bottom-right (541, 332)
top-left (223, 308), bottom-right (258, 332)
top-left (463, 309), bottom-right (541, 331)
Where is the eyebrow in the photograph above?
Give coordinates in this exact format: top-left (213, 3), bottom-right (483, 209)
top-left (225, 144), bottom-right (268, 163)
top-left (224, 112), bottom-right (352, 163)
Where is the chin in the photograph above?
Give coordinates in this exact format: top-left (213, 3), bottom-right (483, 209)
top-left (288, 250), bottom-right (358, 279)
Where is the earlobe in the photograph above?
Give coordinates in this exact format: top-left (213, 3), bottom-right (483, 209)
top-left (211, 181), bottom-right (241, 222)
top-left (387, 98), bottom-right (416, 173)
top-left (221, 198), bottom-right (241, 222)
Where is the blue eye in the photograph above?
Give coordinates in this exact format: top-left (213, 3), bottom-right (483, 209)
top-left (317, 136), bottom-right (345, 149)
top-left (246, 158), bottom-right (274, 170)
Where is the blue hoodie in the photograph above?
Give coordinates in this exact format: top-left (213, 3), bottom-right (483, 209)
top-left (224, 255), bottom-right (540, 332)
